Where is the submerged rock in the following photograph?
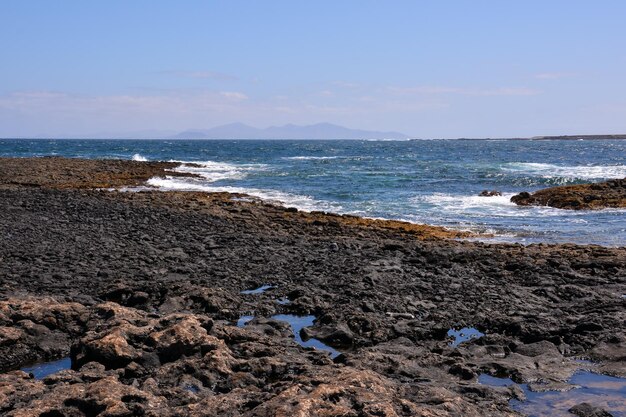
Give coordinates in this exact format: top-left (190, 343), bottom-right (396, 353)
top-left (569, 402), bottom-right (614, 417)
top-left (479, 190), bottom-right (502, 197)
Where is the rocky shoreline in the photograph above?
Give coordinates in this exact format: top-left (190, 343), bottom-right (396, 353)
top-left (1, 158), bottom-right (625, 416)
top-left (511, 178), bottom-right (626, 210)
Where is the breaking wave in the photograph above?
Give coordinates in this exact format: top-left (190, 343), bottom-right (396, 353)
top-left (502, 162), bottom-right (626, 181)
top-left (169, 160), bottom-right (267, 183)
top-left (146, 176), bottom-right (340, 213)
top-left (282, 156), bottom-right (340, 161)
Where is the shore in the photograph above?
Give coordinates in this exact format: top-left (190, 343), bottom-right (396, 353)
top-left (1, 158), bottom-right (625, 416)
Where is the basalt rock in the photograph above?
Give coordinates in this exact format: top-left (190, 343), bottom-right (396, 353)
top-left (511, 178), bottom-right (626, 209)
top-left (479, 190), bottom-right (502, 197)
top-left (0, 158), bottom-right (624, 415)
top-left (569, 402), bottom-right (614, 417)
top-left (0, 156), bottom-right (199, 190)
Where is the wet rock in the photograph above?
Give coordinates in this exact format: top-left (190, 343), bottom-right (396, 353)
top-left (511, 178), bottom-right (626, 209)
top-left (479, 190), bottom-right (502, 197)
top-left (569, 402), bottom-right (614, 417)
top-left (301, 322), bottom-right (354, 347)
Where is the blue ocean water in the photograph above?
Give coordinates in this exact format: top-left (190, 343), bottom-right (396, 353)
top-left (1, 138), bottom-right (625, 246)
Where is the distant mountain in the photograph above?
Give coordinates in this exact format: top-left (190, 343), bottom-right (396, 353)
top-left (174, 123), bottom-right (409, 140)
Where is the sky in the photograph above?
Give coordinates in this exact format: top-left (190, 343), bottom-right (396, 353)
top-left (1, 1), bottom-right (626, 138)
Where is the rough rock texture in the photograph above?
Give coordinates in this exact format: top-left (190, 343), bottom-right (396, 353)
top-left (479, 190), bottom-right (502, 197)
top-left (569, 402), bottom-right (614, 417)
top-left (0, 157), bottom-right (625, 415)
top-left (0, 156), bottom-right (198, 189)
top-left (511, 178), bottom-right (626, 209)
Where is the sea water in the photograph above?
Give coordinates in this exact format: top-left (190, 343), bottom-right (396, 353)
top-left (1, 138), bottom-right (625, 246)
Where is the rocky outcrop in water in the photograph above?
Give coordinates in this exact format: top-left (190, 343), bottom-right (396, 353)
top-left (511, 178), bottom-right (626, 209)
top-left (0, 157), bottom-right (625, 415)
top-left (0, 156), bottom-right (198, 190)
top-left (479, 190), bottom-right (502, 197)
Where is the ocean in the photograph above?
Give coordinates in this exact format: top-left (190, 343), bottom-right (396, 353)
top-left (1, 138), bottom-right (625, 246)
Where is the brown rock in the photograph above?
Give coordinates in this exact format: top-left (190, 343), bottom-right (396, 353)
top-left (0, 327), bottom-right (24, 346)
top-left (149, 315), bottom-right (219, 362)
top-left (511, 178), bottom-right (626, 209)
top-left (7, 376), bottom-right (168, 417)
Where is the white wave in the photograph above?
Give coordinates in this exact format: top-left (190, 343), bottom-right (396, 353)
top-left (168, 160), bottom-right (267, 183)
top-left (282, 156), bottom-right (340, 160)
top-left (132, 153), bottom-right (148, 161)
top-left (364, 138), bottom-right (414, 142)
top-left (502, 162), bottom-right (626, 180)
top-left (413, 193), bottom-right (574, 218)
top-left (146, 176), bottom-right (340, 212)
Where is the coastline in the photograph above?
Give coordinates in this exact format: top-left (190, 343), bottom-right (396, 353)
top-left (511, 178), bottom-right (626, 210)
top-left (1, 157), bottom-right (625, 415)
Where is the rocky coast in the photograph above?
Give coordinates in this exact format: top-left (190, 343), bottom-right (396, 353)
top-left (511, 178), bottom-right (626, 210)
top-left (0, 157), bottom-right (625, 416)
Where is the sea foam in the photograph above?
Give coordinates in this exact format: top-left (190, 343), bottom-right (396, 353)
top-left (502, 162), bottom-right (626, 180)
top-left (170, 160), bottom-right (267, 183)
top-left (146, 176), bottom-right (340, 213)
top-left (282, 156), bottom-right (340, 161)
top-left (414, 193), bottom-right (580, 218)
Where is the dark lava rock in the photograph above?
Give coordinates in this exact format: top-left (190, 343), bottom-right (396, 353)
top-left (569, 402), bottom-right (614, 417)
top-left (0, 157), bottom-right (624, 416)
top-left (511, 178), bottom-right (626, 209)
top-left (479, 190), bottom-right (502, 197)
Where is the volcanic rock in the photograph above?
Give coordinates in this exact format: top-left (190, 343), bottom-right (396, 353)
top-left (511, 178), bottom-right (626, 209)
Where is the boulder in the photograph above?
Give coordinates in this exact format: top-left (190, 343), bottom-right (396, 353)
top-left (479, 190), bottom-right (502, 197)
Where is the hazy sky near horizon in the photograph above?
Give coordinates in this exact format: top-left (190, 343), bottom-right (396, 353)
top-left (2, 1), bottom-right (626, 138)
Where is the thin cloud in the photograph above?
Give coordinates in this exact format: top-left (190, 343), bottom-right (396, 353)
top-left (534, 72), bottom-right (576, 80)
top-left (388, 85), bottom-right (540, 96)
top-left (220, 91), bottom-right (248, 101)
top-left (0, 90), bottom-right (249, 115)
top-left (161, 70), bottom-right (238, 81)
top-left (332, 81), bottom-right (360, 89)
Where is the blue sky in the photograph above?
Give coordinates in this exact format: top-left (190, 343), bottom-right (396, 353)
top-left (1, 1), bottom-right (626, 138)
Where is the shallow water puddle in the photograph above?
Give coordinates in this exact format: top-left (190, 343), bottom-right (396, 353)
top-left (271, 314), bottom-right (341, 359)
top-left (184, 384), bottom-right (201, 394)
top-left (21, 357), bottom-right (71, 379)
top-left (275, 297), bottom-right (291, 305)
top-left (235, 314), bottom-right (341, 358)
top-left (237, 315), bottom-right (255, 327)
top-left (447, 327), bottom-right (484, 347)
top-left (479, 371), bottom-right (626, 416)
top-left (241, 285), bottom-right (274, 295)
